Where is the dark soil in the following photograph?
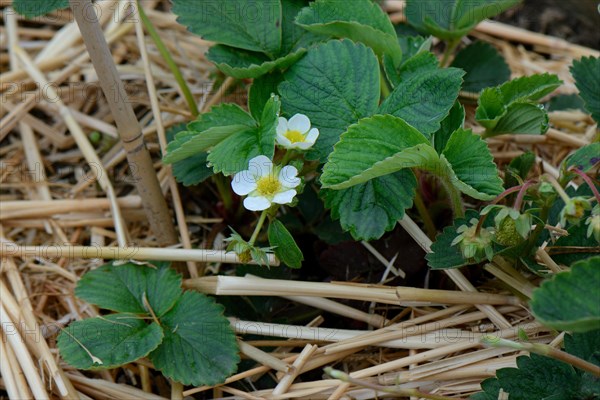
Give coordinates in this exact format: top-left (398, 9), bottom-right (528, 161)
top-left (496, 0), bottom-right (600, 50)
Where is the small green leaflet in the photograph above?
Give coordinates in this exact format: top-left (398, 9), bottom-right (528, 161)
top-left (295, 0), bottom-right (402, 66)
top-left (378, 67), bottom-right (465, 137)
top-left (163, 104), bottom-right (256, 164)
top-left (149, 291), bottom-right (240, 386)
top-left (562, 143), bottom-right (600, 175)
top-left (248, 71), bottom-right (285, 120)
top-left (12, 0), bottom-right (69, 18)
top-left (427, 210), bottom-right (481, 269)
top-left (207, 96), bottom-right (280, 175)
top-left (383, 38), bottom-right (435, 88)
top-left (279, 39), bottom-right (380, 161)
top-left (405, 0), bottom-right (521, 40)
top-left (172, 0), bottom-right (282, 56)
top-left (530, 256), bottom-right (600, 332)
top-left (320, 115), bottom-right (435, 189)
top-left (172, 152), bottom-right (213, 186)
top-left (280, 0), bottom-right (324, 55)
top-left (432, 101), bottom-right (465, 154)
top-left (321, 169), bottom-right (417, 241)
top-left (570, 56), bottom-right (600, 124)
top-left (476, 73), bottom-right (561, 136)
top-left (440, 128), bottom-right (504, 200)
top-left (58, 314), bottom-right (163, 370)
top-left (207, 46), bottom-right (306, 79)
top-left (450, 41), bottom-right (511, 93)
top-left (75, 263), bottom-right (182, 316)
top-left (58, 262), bottom-right (239, 386)
top-left (321, 116), bottom-right (502, 201)
top-left (268, 219), bottom-right (304, 268)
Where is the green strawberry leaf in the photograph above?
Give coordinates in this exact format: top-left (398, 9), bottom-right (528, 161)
top-left (172, 152), bottom-right (214, 186)
top-left (473, 330), bottom-right (600, 399)
top-left (75, 262), bottom-right (182, 316)
top-left (383, 38), bottom-right (435, 88)
top-left (571, 56), bottom-right (600, 124)
top-left (487, 103), bottom-right (550, 136)
top-left (440, 128), bottom-right (504, 200)
top-left (207, 45), bottom-right (306, 79)
top-left (58, 314), bottom-right (163, 370)
top-left (149, 291), bottom-right (239, 386)
top-left (268, 219), bottom-right (304, 268)
top-left (295, 0), bottom-right (402, 66)
top-left (427, 210), bottom-right (481, 269)
top-left (562, 143), bottom-right (600, 176)
top-left (432, 101), bottom-right (465, 154)
top-left (378, 67), bottom-right (465, 138)
top-left (321, 169), bottom-right (417, 241)
top-left (163, 104), bottom-right (256, 164)
top-left (531, 256), bottom-right (600, 332)
top-left (320, 115), bottom-right (435, 189)
top-left (172, 0), bottom-right (282, 56)
top-left (450, 41), bottom-right (511, 92)
top-left (280, 0), bottom-right (324, 55)
top-left (248, 71), bottom-right (285, 120)
top-left (279, 39), bottom-right (380, 161)
top-left (476, 73), bottom-right (561, 135)
top-left (12, 0), bottom-right (69, 18)
top-left (207, 95), bottom-right (280, 175)
top-left (321, 117), bottom-right (501, 201)
top-left (406, 0), bottom-right (521, 40)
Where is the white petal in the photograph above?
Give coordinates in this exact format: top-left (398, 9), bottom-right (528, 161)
top-left (287, 114), bottom-right (311, 133)
top-left (305, 128), bottom-right (319, 144)
top-left (272, 189), bottom-right (297, 204)
top-left (276, 117), bottom-right (289, 136)
top-left (279, 166), bottom-right (301, 188)
top-left (276, 132), bottom-right (293, 148)
top-left (247, 155), bottom-right (273, 178)
top-left (231, 171), bottom-right (257, 195)
top-left (244, 196), bottom-right (271, 211)
top-left (294, 141), bottom-right (313, 150)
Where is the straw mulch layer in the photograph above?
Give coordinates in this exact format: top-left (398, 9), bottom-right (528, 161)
top-left (0, 1), bottom-right (598, 399)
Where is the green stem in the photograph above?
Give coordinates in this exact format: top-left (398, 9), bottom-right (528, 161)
top-left (440, 177), bottom-right (465, 218)
top-left (440, 39), bottom-right (460, 67)
top-left (249, 210), bottom-right (268, 246)
top-left (544, 174), bottom-right (571, 204)
top-left (213, 175), bottom-right (233, 212)
top-left (137, 2), bottom-right (199, 117)
top-left (413, 191), bottom-right (437, 239)
top-left (380, 70), bottom-right (391, 99)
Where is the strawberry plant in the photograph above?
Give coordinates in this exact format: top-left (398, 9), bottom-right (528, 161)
top-left (12, 0), bottom-right (599, 395)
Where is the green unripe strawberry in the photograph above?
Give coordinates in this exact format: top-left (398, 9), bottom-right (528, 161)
top-left (494, 217), bottom-right (522, 247)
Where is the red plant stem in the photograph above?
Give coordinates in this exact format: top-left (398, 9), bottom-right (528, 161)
top-left (570, 167), bottom-right (600, 204)
top-left (514, 180), bottom-right (535, 211)
top-left (475, 185), bottom-right (524, 234)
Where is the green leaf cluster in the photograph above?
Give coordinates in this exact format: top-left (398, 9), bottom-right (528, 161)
top-left (58, 262), bottom-right (239, 386)
top-left (475, 73), bottom-right (561, 136)
top-left (472, 329), bottom-right (600, 399)
top-left (531, 256), bottom-right (600, 332)
top-left (163, 97), bottom-right (281, 176)
top-left (571, 56), bottom-right (600, 124)
top-left (450, 41), bottom-right (511, 92)
top-left (405, 0), bottom-right (521, 40)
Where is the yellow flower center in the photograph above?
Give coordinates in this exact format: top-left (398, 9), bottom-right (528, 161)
top-left (284, 130), bottom-right (306, 143)
top-left (256, 175), bottom-right (281, 196)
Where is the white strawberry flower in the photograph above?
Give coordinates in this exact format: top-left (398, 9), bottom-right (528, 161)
top-left (231, 155), bottom-right (301, 211)
top-left (276, 114), bottom-right (319, 150)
